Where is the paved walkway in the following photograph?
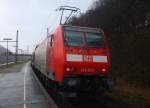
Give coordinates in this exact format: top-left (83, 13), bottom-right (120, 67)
top-left (0, 63), bottom-right (50, 108)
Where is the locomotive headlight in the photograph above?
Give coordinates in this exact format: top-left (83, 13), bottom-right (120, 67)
top-left (66, 67), bottom-right (76, 72)
top-left (102, 68), bottom-right (106, 72)
top-left (66, 67), bottom-right (71, 72)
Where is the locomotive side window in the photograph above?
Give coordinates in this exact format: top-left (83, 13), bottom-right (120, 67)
top-left (50, 34), bottom-right (54, 47)
top-left (64, 31), bottom-right (84, 47)
top-left (86, 33), bottom-right (105, 48)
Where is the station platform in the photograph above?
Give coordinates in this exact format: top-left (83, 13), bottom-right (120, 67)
top-left (0, 63), bottom-right (56, 108)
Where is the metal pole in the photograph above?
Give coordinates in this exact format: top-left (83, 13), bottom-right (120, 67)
top-left (27, 45), bottom-right (29, 61)
top-left (64, 10), bottom-right (74, 24)
top-left (60, 10), bottom-right (64, 24)
top-left (22, 50), bottom-right (24, 61)
top-left (47, 28), bottom-right (49, 37)
top-left (27, 45), bottom-right (29, 55)
top-left (2, 38), bottom-right (12, 67)
top-left (6, 40), bottom-right (8, 67)
top-left (21, 50), bottom-right (23, 61)
top-left (15, 30), bottom-right (18, 63)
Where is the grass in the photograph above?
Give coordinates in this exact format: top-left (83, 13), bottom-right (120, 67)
top-left (0, 63), bottom-right (17, 69)
top-left (106, 78), bottom-right (150, 108)
top-left (0, 61), bottom-right (28, 73)
top-left (0, 61), bottom-right (27, 69)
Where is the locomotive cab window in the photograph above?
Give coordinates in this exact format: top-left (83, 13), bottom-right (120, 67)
top-left (64, 31), bottom-right (84, 47)
top-left (64, 30), bottom-right (105, 48)
top-left (86, 33), bottom-right (105, 48)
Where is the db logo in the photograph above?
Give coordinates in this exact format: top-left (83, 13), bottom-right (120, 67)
top-left (83, 55), bottom-right (93, 62)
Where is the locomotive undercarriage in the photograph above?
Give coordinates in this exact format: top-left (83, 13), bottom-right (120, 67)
top-left (32, 65), bottom-right (111, 97)
top-left (63, 75), bottom-right (111, 93)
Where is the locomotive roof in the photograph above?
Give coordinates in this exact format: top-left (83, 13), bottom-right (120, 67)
top-left (62, 25), bottom-right (103, 33)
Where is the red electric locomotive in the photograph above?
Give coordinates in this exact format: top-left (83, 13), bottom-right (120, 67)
top-left (32, 24), bottom-right (111, 95)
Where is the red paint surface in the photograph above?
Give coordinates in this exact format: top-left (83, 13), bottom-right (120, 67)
top-left (35, 25), bottom-right (111, 83)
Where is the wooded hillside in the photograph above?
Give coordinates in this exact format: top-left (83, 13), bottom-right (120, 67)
top-left (69, 0), bottom-right (150, 87)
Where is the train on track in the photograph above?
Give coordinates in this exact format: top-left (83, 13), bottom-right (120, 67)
top-left (31, 24), bottom-right (111, 96)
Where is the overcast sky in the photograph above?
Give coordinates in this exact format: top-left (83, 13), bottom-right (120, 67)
top-left (0, 0), bottom-right (96, 53)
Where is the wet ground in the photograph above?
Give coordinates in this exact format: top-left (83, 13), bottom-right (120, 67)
top-left (65, 85), bottom-right (150, 108)
top-left (0, 63), bottom-right (149, 108)
top-left (0, 63), bottom-right (51, 108)
top-left (64, 93), bottom-right (128, 108)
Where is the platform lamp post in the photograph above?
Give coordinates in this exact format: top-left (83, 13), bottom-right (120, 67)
top-left (3, 38), bottom-right (12, 67)
top-left (11, 30), bottom-right (19, 63)
top-left (0, 31), bottom-right (19, 67)
top-left (15, 30), bottom-right (19, 63)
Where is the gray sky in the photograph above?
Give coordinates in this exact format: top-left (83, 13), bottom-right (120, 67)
top-left (0, 0), bottom-right (96, 53)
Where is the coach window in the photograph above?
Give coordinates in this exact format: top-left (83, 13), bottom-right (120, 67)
top-left (50, 34), bottom-right (54, 47)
